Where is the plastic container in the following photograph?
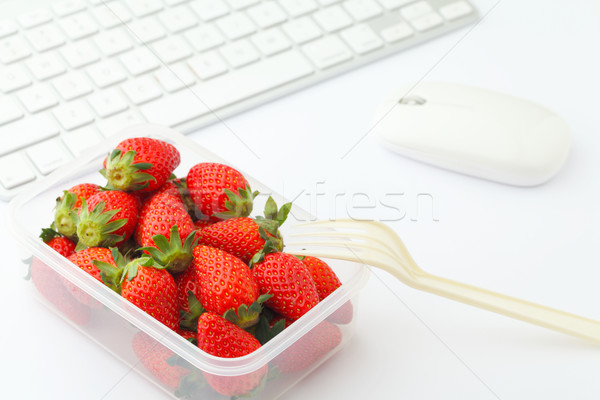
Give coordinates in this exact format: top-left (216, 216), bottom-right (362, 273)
top-left (8, 124), bottom-right (370, 399)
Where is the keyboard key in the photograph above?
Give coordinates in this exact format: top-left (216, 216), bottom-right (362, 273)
top-left (52, 100), bottom-right (95, 130)
top-left (127, 16), bottom-right (166, 43)
top-left (0, 97), bottom-right (23, 126)
top-left (0, 114), bottom-right (60, 156)
top-left (141, 50), bottom-right (314, 126)
top-left (380, 22), bottom-right (414, 43)
top-left (251, 28), bottom-right (292, 56)
top-left (24, 25), bottom-right (66, 52)
top-left (93, 28), bottom-right (133, 56)
top-left (154, 63), bottom-right (196, 92)
top-left (440, 1), bottom-right (473, 21)
top-left (59, 12), bottom-right (99, 40)
top-left (279, 0), bottom-right (318, 17)
top-left (53, 0), bottom-right (87, 17)
top-left (26, 139), bottom-right (72, 175)
top-left (377, 0), bottom-right (414, 10)
top-left (216, 13), bottom-right (256, 40)
top-left (189, 0), bottom-right (229, 21)
top-left (121, 75), bottom-right (163, 104)
top-left (17, 84), bottom-right (59, 113)
top-left (25, 53), bottom-right (66, 81)
top-left (18, 8), bottom-right (53, 29)
top-left (86, 59), bottom-right (127, 87)
top-left (60, 41), bottom-right (101, 68)
top-left (152, 36), bottom-right (193, 64)
top-left (0, 65), bottom-right (32, 93)
top-left (0, 36), bottom-right (32, 64)
top-left (340, 24), bottom-right (383, 55)
top-left (410, 12), bottom-right (443, 31)
top-left (97, 110), bottom-right (145, 137)
top-left (52, 71), bottom-right (94, 100)
top-left (226, 0), bottom-right (260, 10)
top-left (158, 5), bottom-right (198, 32)
top-left (282, 17), bottom-right (322, 44)
top-left (124, 0), bottom-right (164, 17)
top-left (87, 87), bottom-right (129, 117)
top-left (0, 20), bottom-right (18, 39)
top-left (400, 1), bottom-right (433, 20)
top-left (92, 1), bottom-right (132, 28)
top-left (343, 0), bottom-right (383, 21)
top-left (0, 153), bottom-right (36, 189)
top-left (246, 1), bottom-right (287, 29)
top-left (219, 40), bottom-right (260, 68)
top-left (185, 25), bottom-right (225, 52)
top-left (313, 6), bottom-right (353, 32)
top-left (188, 51), bottom-right (228, 80)
top-left (62, 126), bottom-right (104, 156)
top-left (302, 35), bottom-right (353, 69)
top-left (120, 47), bottom-right (160, 75)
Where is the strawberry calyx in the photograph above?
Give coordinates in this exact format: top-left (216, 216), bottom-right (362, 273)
top-left (100, 149), bottom-right (156, 192)
top-left (73, 198), bottom-right (127, 251)
top-left (53, 191), bottom-right (78, 239)
top-left (213, 185), bottom-right (258, 220)
top-left (139, 226), bottom-right (198, 274)
top-left (249, 197), bottom-right (292, 267)
top-left (94, 252), bottom-right (166, 294)
top-left (39, 227), bottom-right (62, 243)
top-left (179, 291), bottom-right (205, 332)
top-left (222, 293), bottom-right (272, 329)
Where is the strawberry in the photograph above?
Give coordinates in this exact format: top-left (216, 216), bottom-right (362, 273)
top-left (300, 256), bottom-right (353, 324)
top-left (53, 184), bottom-right (101, 239)
top-left (40, 228), bottom-right (76, 258)
top-left (197, 196), bottom-right (291, 264)
top-left (68, 183), bottom-right (102, 208)
top-left (75, 190), bottom-right (139, 249)
top-left (186, 162), bottom-right (256, 221)
top-left (252, 252), bottom-right (320, 321)
top-left (174, 264), bottom-right (199, 314)
top-left (101, 137), bottom-right (180, 192)
top-left (95, 256), bottom-right (179, 330)
top-left (197, 312), bottom-right (267, 397)
top-left (67, 247), bottom-right (120, 308)
top-left (193, 245), bottom-right (261, 327)
top-left (132, 332), bottom-right (191, 390)
top-left (135, 189), bottom-right (196, 273)
top-left (29, 257), bottom-right (91, 326)
top-left (273, 320), bottom-right (342, 374)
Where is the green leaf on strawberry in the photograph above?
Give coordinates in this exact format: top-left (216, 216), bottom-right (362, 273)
top-left (139, 225), bottom-right (198, 274)
top-left (213, 185), bottom-right (258, 220)
top-left (222, 293), bottom-right (272, 329)
top-left (179, 291), bottom-right (205, 332)
top-left (53, 191), bottom-right (78, 239)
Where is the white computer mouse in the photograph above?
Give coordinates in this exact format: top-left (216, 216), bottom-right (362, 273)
top-left (374, 82), bottom-right (571, 186)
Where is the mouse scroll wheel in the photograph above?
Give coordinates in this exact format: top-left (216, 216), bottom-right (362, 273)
top-left (398, 95), bottom-right (427, 105)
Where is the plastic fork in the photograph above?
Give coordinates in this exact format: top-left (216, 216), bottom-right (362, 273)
top-left (284, 219), bottom-right (600, 343)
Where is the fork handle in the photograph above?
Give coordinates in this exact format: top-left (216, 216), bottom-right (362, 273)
top-left (416, 273), bottom-right (600, 343)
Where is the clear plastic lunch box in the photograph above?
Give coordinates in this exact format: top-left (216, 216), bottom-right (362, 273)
top-left (7, 124), bottom-right (370, 399)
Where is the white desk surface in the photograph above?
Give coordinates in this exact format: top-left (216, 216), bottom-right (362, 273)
top-left (3, 0), bottom-right (600, 398)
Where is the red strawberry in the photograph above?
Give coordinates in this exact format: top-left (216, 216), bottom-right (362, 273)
top-left (274, 320), bottom-right (342, 374)
top-left (197, 312), bottom-right (267, 397)
top-left (68, 183), bottom-right (102, 208)
top-left (101, 137), bottom-right (181, 192)
top-left (75, 190), bottom-right (139, 249)
top-left (186, 162), bottom-right (256, 221)
top-left (174, 265), bottom-right (199, 314)
top-left (132, 332), bottom-right (191, 389)
top-left (67, 247), bottom-right (120, 307)
top-left (40, 228), bottom-right (76, 258)
top-left (135, 189), bottom-right (196, 273)
top-left (193, 245), bottom-right (260, 326)
top-left (301, 256), bottom-right (353, 324)
top-left (29, 257), bottom-right (91, 326)
top-left (197, 196), bottom-right (291, 264)
top-left (53, 184), bottom-right (101, 239)
top-left (96, 256), bottom-right (179, 330)
top-left (252, 252), bottom-right (320, 321)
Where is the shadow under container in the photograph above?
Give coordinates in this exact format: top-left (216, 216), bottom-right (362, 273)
top-left (8, 124), bottom-right (371, 399)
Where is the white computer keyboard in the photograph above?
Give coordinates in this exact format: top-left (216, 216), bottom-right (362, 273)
top-left (0, 0), bottom-right (477, 199)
